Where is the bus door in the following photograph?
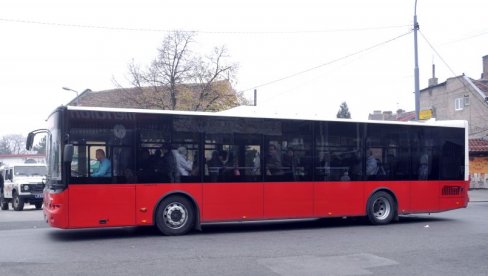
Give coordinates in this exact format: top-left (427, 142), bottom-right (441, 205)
top-left (202, 135), bottom-right (263, 222)
top-left (68, 143), bottom-right (136, 228)
top-left (263, 122), bottom-right (314, 219)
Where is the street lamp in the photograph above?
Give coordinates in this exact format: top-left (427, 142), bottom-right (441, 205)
top-left (62, 87), bottom-right (79, 106)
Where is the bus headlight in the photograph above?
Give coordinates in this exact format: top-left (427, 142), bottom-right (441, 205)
top-left (21, 184), bottom-right (30, 192)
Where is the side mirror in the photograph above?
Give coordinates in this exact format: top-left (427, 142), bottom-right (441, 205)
top-left (26, 133), bottom-right (35, 150)
top-left (26, 129), bottom-right (48, 150)
top-left (64, 144), bottom-right (74, 163)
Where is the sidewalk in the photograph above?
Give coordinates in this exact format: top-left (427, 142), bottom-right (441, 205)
top-left (469, 189), bottom-right (488, 202)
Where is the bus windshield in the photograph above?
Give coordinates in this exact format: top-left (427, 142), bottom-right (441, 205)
top-left (46, 110), bottom-right (63, 185)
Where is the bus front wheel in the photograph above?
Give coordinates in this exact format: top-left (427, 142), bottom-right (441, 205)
top-left (155, 195), bottom-right (195, 236)
top-left (366, 191), bottom-right (395, 225)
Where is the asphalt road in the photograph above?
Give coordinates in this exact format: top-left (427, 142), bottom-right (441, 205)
top-left (0, 202), bottom-right (487, 276)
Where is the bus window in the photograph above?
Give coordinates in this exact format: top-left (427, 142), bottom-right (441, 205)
top-left (203, 120), bottom-right (262, 183)
top-left (265, 120), bottom-right (313, 182)
top-left (366, 124), bottom-right (411, 180)
top-left (315, 122), bottom-right (362, 181)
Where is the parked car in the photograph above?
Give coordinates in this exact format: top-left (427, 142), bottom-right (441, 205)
top-left (0, 164), bottom-right (47, 211)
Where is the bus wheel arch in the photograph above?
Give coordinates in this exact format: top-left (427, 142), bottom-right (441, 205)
top-left (153, 192), bottom-right (200, 235)
top-left (366, 188), bottom-right (397, 225)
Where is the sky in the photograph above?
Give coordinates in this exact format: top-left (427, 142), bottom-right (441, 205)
top-left (0, 0), bottom-right (487, 137)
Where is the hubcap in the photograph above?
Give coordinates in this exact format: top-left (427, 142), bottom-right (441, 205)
top-left (373, 197), bottom-right (391, 220)
top-left (163, 202), bottom-right (188, 229)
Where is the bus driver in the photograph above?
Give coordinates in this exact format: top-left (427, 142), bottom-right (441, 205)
top-left (92, 149), bottom-right (112, 177)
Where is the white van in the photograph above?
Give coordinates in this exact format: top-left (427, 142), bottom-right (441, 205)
top-left (0, 164), bottom-right (47, 211)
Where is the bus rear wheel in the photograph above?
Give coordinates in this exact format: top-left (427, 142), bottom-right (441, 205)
top-left (366, 191), bottom-right (395, 225)
top-left (155, 196), bottom-right (195, 236)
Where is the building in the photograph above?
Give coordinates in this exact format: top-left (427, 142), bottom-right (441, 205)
top-left (368, 109), bottom-right (416, 121)
top-left (68, 80), bottom-right (241, 112)
top-left (0, 154), bottom-right (46, 166)
top-left (419, 56), bottom-right (488, 139)
top-left (419, 55), bottom-right (488, 188)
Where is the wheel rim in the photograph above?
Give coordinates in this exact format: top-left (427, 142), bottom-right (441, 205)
top-left (163, 202), bottom-right (188, 230)
top-left (372, 196), bottom-right (391, 221)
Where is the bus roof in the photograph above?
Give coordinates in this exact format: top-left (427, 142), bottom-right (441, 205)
top-left (65, 105), bottom-right (467, 129)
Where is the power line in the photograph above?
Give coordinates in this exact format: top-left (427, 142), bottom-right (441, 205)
top-left (0, 17), bottom-right (410, 34)
top-left (239, 30), bottom-right (413, 93)
top-left (419, 31), bottom-right (458, 77)
top-left (420, 31), bottom-right (488, 105)
top-left (420, 30), bottom-right (488, 136)
top-left (442, 29), bottom-right (488, 45)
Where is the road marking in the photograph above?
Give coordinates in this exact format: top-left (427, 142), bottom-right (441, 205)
top-left (258, 253), bottom-right (398, 275)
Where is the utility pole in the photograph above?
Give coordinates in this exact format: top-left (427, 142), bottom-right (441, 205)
top-left (414, 0), bottom-right (420, 120)
top-left (254, 89), bottom-right (257, 106)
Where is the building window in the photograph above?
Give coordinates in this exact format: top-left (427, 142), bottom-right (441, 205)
top-left (454, 98), bottom-right (464, 111)
top-left (464, 95), bottom-right (470, 106)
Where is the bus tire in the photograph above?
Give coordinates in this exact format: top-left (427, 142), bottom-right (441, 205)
top-left (0, 190), bottom-right (8, 210)
top-left (12, 191), bottom-right (24, 211)
top-left (155, 195), bottom-right (195, 236)
top-left (366, 191), bottom-right (395, 225)
top-left (35, 203), bottom-right (43, 210)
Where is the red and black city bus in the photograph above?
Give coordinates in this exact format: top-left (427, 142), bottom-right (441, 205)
top-left (27, 105), bottom-right (469, 235)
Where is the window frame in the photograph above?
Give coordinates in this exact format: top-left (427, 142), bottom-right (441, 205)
top-left (454, 97), bottom-right (464, 111)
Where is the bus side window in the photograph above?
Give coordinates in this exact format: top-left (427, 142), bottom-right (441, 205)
top-left (112, 147), bottom-right (135, 183)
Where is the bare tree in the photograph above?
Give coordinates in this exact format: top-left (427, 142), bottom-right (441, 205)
top-left (189, 46), bottom-right (240, 111)
top-left (0, 134), bottom-right (27, 154)
top-left (121, 31), bottom-right (242, 111)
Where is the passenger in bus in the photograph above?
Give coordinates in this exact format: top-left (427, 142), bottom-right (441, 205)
top-left (317, 152), bottom-right (331, 179)
top-left (138, 149), bottom-right (156, 182)
top-left (173, 146), bottom-right (193, 176)
top-left (266, 144), bottom-right (282, 175)
top-left (124, 168), bottom-right (137, 183)
top-left (223, 152), bottom-right (240, 178)
top-left (384, 153), bottom-right (397, 179)
top-left (91, 149), bottom-right (112, 177)
top-left (340, 169), bottom-right (351, 181)
top-left (191, 152), bottom-right (202, 176)
top-left (418, 150), bottom-right (429, 180)
top-left (252, 151), bottom-right (261, 176)
top-left (150, 149), bottom-right (163, 168)
top-left (282, 147), bottom-right (299, 180)
top-left (207, 150), bottom-right (224, 181)
top-left (160, 144), bottom-right (179, 182)
top-left (366, 150), bottom-right (378, 179)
